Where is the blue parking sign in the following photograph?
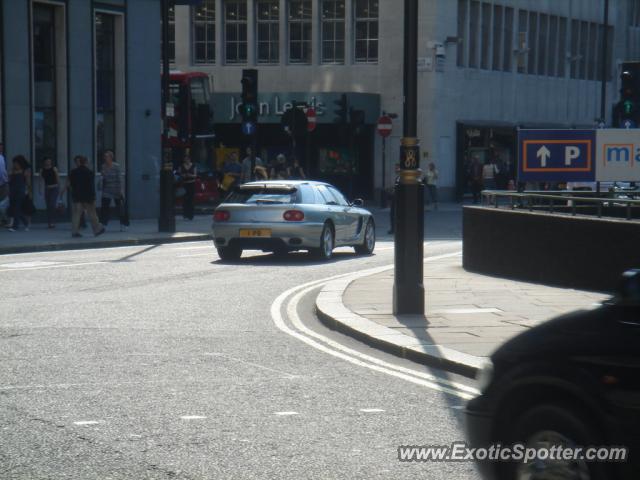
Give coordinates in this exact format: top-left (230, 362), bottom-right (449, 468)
top-left (518, 129), bottom-right (596, 182)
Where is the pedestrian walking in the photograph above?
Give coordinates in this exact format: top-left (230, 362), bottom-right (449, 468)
top-left (425, 162), bottom-right (439, 210)
top-left (482, 158), bottom-right (499, 190)
top-left (468, 155), bottom-right (484, 204)
top-left (99, 150), bottom-right (128, 231)
top-left (7, 155), bottom-right (31, 231)
top-left (180, 155), bottom-right (197, 220)
top-left (270, 154), bottom-right (290, 180)
top-left (40, 157), bottom-right (60, 228)
top-left (61, 155), bottom-right (104, 238)
top-left (289, 157), bottom-right (306, 180)
top-left (220, 152), bottom-right (241, 197)
top-left (0, 143), bottom-right (8, 226)
top-left (240, 147), bottom-right (264, 183)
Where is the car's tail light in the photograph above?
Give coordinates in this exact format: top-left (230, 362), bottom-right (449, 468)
top-left (283, 210), bottom-right (305, 222)
top-left (214, 210), bottom-right (231, 222)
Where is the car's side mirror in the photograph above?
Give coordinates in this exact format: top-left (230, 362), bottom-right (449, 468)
top-left (351, 198), bottom-right (364, 207)
top-left (616, 269), bottom-right (640, 304)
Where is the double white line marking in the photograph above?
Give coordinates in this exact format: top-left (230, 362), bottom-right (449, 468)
top-left (270, 252), bottom-right (479, 400)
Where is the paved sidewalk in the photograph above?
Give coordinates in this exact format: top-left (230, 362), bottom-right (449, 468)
top-left (0, 216), bottom-right (213, 255)
top-left (316, 253), bottom-right (609, 377)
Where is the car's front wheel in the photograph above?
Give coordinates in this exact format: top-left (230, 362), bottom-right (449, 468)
top-left (217, 246), bottom-right (242, 262)
top-left (355, 218), bottom-right (375, 255)
top-left (310, 223), bottom-right (334, 260)
top-left (501, 403), bottom-right (610, 480)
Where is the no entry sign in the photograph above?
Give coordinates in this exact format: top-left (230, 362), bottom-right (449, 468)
top-left (306, 107), bottom-right (317, 132)
top-left (377, 115), bottom-right (392, 137)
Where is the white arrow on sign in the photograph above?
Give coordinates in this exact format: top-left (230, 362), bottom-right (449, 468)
top-left (537, 146), bottom-right (551, 167)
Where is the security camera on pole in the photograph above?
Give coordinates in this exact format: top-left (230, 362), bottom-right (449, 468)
top-left (393, 0), bottom-right (424, 315)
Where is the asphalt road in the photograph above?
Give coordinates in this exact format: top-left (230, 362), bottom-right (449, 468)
top-left (0, 217), bottom-right (481, 479)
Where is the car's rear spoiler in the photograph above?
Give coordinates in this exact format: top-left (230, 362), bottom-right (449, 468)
top-left (236, 184), bottom-right (298, 193)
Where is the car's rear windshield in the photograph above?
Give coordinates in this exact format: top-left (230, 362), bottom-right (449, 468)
top-left (224, 187), bottom-right (298, 204)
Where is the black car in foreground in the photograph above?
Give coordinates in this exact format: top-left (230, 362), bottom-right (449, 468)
top-left (466, 270), bottom-right (640, 480)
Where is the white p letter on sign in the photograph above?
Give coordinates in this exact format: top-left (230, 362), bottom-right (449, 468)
top-left (565, 146), bottom-right (580, 166)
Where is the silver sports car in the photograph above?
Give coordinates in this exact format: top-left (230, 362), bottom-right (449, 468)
top-left (212, 180), bottom-right (376, 261)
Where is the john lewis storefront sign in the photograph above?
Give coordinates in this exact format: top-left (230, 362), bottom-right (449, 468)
top-left (212, 92), bottom-right (380, 125)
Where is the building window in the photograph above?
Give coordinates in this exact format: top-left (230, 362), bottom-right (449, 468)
top-left (557, 17), bottom-right (567, 77)
top-left (469, 1), bottom-right (480, 68)
top-left (457, 0), bottom-right (467, 67)
top-left (256, 0), bottom-right (279, 64)
top-left (527, 11), bottom-right (537, 74)
top-left (95, 12), bottom-right (115, 165)
top-left (33, 4), bottom-right (57, 170)
top-left (503, 7), bottom-right (513, 72)
top-left (480, 3), bottom-right (491, 70)
top-left (169, 5), bottom-right (176, 63)
top-left (321, 0), bottom-right (345, 64)
top-left (492, 5), bottom-right (503, 71)
top-left (225, 0), bottom-right (247, 64)
top-left (354, 0), bottom-right (378, 63)
top-left (193, 0), bottom-right (216, 64)
top-left (288, 0), bottom-right (311, 64)
top-left (547, 15), bottom-right (558, 77)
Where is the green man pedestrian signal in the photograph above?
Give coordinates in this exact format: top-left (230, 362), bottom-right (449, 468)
top-left (333, 94), bottom-right (348, 125)
top-left (241, 69), bottom-right (258, 134)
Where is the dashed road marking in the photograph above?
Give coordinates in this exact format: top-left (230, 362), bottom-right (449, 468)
top-left (180, 415), bottom-right (207, 420)
top-left (359, 408), bottom-right (385, 413)
top-left (274, 411), bottom-right (299, 416)
top-left (73, 420), bottom-right (104, 426)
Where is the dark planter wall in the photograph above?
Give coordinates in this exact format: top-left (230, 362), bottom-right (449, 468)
top-left (463, 207), bottom-right (640, 293)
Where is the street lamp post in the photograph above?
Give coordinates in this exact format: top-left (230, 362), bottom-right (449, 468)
top-left (393, 0), bottom-right (424, 315)
top-left (159, 0), bottom-right (176, 232)
top-left (599, 0), bottom-right (610, 123)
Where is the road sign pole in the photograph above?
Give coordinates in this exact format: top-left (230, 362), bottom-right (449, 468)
top-left (393, 0), bottom-right (424, 315)
top-left (159, 0), bottom-right (175, 233)
top-left (381, 135), bottom-right (387, 208)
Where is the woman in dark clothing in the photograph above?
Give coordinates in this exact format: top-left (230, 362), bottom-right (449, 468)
top-left (40, 157), bottom-right (60, 228)
top-left (180, 155), bottom-right (197, 220)
top-left (289, 157), bottom-right (306, 180)
top-left (7, 155), bottom-right (30, 231)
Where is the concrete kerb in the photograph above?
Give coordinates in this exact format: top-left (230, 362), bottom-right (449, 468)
top-left (315, 255), bottom-right (484, 379)
top-left (0, 233), bottom-right (212, 255)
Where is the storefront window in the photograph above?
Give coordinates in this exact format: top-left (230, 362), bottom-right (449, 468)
top-left (33, 4), bottom-right (57, 170)
top-left (354, 0), bottom-right (378, 63)
top-left (321, 0), bottom-right (345, 64)
top-left (193, 0), bottom-right (215, 64)
top-left (225, 0), bottom-right (248, 64)
top-left (256, 0), bottom-right (279, 64)
top-left (95, 12), bottom-right (116, 167)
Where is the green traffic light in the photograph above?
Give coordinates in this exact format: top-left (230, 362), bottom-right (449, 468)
top-left (624, 100), bottom-right (634, 115)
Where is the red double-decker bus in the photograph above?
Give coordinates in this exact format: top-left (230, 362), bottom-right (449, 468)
top-left (165, 71), bottom-right (219, 204)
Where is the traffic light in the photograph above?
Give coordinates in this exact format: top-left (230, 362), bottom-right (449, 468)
top-left (349, 108), bottom-right (365, 136)
top-left (333, 93), bottom-right (348, 125)
top-left (241, 69), bottom-right (258, 135)
top-left (615, 63), bottom-right (640, 128)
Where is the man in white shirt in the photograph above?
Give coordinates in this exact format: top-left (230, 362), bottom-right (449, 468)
top-left (240, 147), bottom-right (264, 183)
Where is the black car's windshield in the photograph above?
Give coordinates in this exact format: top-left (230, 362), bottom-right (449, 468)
top-left (225, 188), bottom-right (298, 205)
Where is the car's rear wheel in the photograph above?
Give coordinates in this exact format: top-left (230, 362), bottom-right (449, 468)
top-left (500, 404), bottom-right (610, 480)
top-left (217, 246), bottom-right (242, 262)
top-left (355, 218), bottom-right (375, 255)
top-left (310, 223), bottom-right (334, 260)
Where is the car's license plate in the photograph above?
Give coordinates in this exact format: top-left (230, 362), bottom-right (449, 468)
top-left (239, 229), bottom-right (272, 238)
